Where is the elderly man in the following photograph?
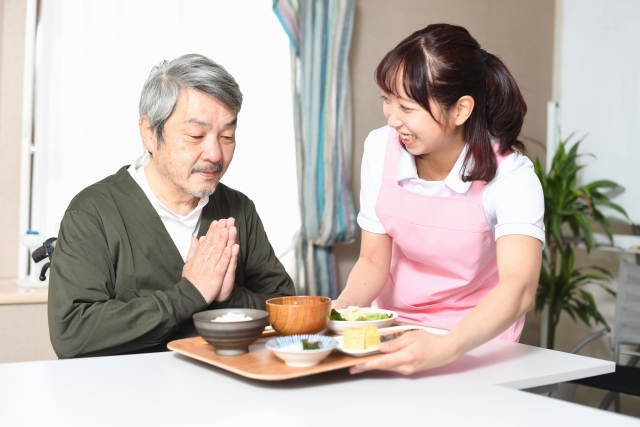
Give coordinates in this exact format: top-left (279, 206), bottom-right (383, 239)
top-left (48, 54), bottom-right (295, 358)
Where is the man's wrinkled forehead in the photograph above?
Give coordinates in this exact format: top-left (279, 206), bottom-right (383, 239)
top-left (171, 88), bottom-right (238, 128)
top-left (184, 117), bottom-right (237, 128)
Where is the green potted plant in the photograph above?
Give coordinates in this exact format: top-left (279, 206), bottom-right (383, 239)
top-left (533, 133), bottom-right (628, 349)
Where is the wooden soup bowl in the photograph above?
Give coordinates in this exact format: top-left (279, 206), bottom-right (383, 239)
top-left (265, 296), bottom-right (331, 335)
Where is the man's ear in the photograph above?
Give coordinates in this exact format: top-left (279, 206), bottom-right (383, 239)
top-left (139, 115), bottom-right (157, 154)
top-left (453, 95), bottom-right (475, 126)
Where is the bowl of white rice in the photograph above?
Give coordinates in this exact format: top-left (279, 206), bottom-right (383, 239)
top-left (192, 308), bottom-right (269, 356)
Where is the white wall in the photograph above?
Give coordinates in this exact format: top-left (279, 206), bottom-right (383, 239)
top-left (553, 1), bottom-right (640, 414)
top-left (558, 0), bottom-right (640, 223)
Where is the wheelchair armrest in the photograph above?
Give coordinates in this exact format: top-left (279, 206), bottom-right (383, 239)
top-left (570, 327), bottom-right (612, 354)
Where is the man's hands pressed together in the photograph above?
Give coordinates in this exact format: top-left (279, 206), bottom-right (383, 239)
top-left (183, 218), bottom-right (240, 304)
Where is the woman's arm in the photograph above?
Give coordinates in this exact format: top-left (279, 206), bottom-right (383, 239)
top-left (351, 234), bottom-right (542, 375)
top-left (333, 230), bottom-right (393, 309)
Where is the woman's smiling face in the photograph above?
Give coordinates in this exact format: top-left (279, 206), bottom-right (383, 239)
top-left (381, 84), bottom-right (458, 157)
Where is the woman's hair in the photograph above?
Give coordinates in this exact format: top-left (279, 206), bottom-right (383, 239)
top-left (139, 54), bottom-right (243, 144)
top-left (375, 23), bottom-right (527, 182)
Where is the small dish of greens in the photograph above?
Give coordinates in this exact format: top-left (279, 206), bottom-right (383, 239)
top-left (327, 306), bottom-right (398, 333)
top-left (265, 334), bottom-right (338, 367)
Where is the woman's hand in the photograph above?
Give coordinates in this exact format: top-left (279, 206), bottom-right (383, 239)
top-left (350, 330), bottom-right (460, 375)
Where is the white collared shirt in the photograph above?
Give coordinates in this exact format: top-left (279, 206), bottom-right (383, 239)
top-left (128, 154), bottom-right (209, 261)
top-left (357, 126), bottom-right (545, 245)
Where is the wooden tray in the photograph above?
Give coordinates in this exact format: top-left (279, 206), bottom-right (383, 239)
top-left (167, 334), bottom-right (382, 381)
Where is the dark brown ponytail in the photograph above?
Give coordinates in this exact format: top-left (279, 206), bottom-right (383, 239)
top-left (374, 23), bottom-right (527, 182)
top-left (484, 53), bottom-right (527, 158)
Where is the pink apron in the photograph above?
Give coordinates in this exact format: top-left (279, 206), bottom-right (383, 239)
top-left (374, 128), bottom-right (524, 341)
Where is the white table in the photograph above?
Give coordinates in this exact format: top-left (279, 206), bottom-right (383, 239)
top-left (0, 337), bottom-right (638, 426)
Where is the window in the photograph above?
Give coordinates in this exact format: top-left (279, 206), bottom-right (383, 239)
top-left (28, 0), bottom-right (299, 273)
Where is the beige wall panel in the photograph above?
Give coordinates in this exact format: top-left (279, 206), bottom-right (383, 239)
top-left (0, 303), bottom-right (57, 363)
top-left (0, 0), bottom-right (27, 280)
top-left (0, 0), bottom-right (4, 70)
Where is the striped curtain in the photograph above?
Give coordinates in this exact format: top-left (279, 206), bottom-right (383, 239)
top-left (273, 0), bottom-right (357, 299)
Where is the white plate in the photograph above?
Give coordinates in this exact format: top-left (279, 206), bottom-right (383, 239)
top-left (334, 335), bottom-right (380, 357)
top-left (335, 325), bottom-right (448, 357)
top-left (327, 309), bottom-right (398, 333)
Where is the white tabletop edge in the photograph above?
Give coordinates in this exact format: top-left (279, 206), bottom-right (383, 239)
top-left (497, 360), bottom-right (616, 389)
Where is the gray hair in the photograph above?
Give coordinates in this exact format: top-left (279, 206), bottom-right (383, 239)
top-left (139, 54), bottom-right (243, 142)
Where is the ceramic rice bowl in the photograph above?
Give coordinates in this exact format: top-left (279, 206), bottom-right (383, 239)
top-left (193, 308), bottom-right (269, 356)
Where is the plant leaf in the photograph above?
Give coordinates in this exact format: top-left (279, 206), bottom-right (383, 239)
top-left (536, 131), bottom-right (626, 345)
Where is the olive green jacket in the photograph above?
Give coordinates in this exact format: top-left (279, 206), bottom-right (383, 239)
top-left (48, 166), bottom-right (295, 358)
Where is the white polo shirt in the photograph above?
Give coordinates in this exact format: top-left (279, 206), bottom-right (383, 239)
top-left (128, 154), bottom-right (209, 261)
top-left (357, 126), bottom-right (545, 246)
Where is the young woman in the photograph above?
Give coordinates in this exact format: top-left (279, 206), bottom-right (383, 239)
top-left (334, 24), bottom-right (545, 375)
